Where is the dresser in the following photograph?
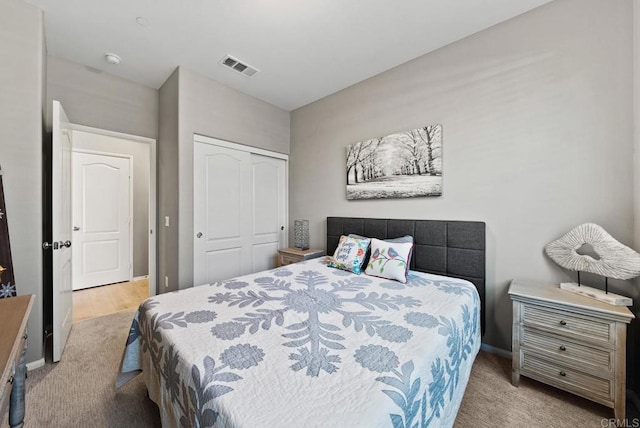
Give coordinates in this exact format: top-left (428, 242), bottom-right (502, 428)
top-left (277, 247), bottom-right (324, 267)
top-left (509, 280), bottom-right (634, 420)
top-left (0, 295), bottom-right (34, 428)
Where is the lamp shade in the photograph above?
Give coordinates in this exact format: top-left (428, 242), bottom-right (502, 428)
top-left (294, 220), bottom-right (310, 250)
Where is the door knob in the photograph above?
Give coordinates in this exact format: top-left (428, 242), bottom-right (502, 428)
top-left (280, 226), bottom-right (284, 231)
top-left (42, 242), bottom-right (53, 250)
top-left (196, 232), bottom-right (203, 238)
top-left (73, 226), bottom-right (80, 231)
top-left (58, 241), bottom-right (71, 248)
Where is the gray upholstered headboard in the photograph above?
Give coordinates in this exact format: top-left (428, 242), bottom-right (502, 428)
top-left (326, 217), bottom-right (486, 335)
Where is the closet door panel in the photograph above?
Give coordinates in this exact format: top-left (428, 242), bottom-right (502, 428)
top-left (194, 142), bottom-right (251, 286)
top-left (251, 154), bottom-right (286, 271)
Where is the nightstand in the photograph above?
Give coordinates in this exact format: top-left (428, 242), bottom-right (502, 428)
top-left (509, 279), bottom-right (634, 421)
top-left (277, 247), bottom-right (324, 267)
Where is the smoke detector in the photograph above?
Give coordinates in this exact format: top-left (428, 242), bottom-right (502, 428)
top-left (219, 55), bottom-right (259, 77)
top-left (105, 53), bottom-right (122, 65)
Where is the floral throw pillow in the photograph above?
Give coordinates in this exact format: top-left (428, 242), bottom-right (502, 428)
top-left (328, 235), bottom-right (371, 274)
top-left (365, 238), bottom-right (414, 283)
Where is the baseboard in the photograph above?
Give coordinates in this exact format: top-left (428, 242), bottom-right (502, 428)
top-left (133, 275), bottom-right (148, 281)
top-left (26, 358), bottom-right (45, 371)
top-left (480, 343), bottom-right (512, 359)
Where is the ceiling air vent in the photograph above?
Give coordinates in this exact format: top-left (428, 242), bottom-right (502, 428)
top-left (220, 55), bottom-right (259, 77)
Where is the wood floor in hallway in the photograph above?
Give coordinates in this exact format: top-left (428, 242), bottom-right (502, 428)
top-left (72, 278), bottom-right (149, 322)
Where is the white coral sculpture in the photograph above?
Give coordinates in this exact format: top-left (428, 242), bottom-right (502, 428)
top-left (544, 223), bottom-right (640, 280)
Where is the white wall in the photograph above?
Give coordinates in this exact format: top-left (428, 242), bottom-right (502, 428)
top-left (0, 0), bottom-right (45, 363)
top-left (290, 0), bottom-right (635, 351)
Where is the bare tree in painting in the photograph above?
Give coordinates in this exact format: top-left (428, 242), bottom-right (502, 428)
top-left (402, 130), bottom-right (428, 175)
top-left (418, 125), bottom-right (440, 176)
top-left (393, 150), bottom-right (414, 176)
top-left (346, 139), bottom-right (380, 184)
top-left (359, 139), bottom-right (382, 181)
top-left (346, 143), bottom-right (363, 185)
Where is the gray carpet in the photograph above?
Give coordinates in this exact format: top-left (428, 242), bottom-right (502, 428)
top-left (3, 312), bottom-right (160, 428)
top-left (3, 311), bottom-right (613, 427)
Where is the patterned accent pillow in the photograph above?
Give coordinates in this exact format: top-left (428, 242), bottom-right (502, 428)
top-left (365, 238), bottom-right (414, 283)
top-left (348, 234), bottom-right (414, 268)
top-left (328, 235), bottom-right (371, 274)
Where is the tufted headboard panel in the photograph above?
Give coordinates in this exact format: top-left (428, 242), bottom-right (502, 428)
top-left (326, 217), bottom-right (486, 335)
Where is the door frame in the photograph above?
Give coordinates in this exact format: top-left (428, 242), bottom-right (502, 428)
top-left (70, 124), bottom-right (158, 296)
top-left (71, 149), bottom-right (134, 286)
top-left (194, 134), bottom-right (289, 161)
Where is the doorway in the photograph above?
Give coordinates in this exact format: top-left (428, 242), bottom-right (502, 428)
top-left (69, 127), bottom-right (156, 323)
top-left (72, 151), bottom-right (132, 290)
top-left (47, 100), bottom-right (157, 362)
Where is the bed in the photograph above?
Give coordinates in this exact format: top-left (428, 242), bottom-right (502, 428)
top-left (117, 217), bottom-right (485, 428)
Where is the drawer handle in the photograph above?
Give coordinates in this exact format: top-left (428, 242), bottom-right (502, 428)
top-left (559, 371), bottom-right (566, 377)
top-left (7, 375), bottom-right (14, 384)
top-left (559, 345), bottom-right (566, 351)
top-left (559, 320), bottom-right (567, 326)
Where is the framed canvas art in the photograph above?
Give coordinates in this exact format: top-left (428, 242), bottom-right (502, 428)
top-left (346, 124), bottom-right (442, 200)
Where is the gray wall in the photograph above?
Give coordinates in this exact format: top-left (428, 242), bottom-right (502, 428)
top-left (166, 67), bottom-right (290, 290)
top-left (72, 130), bottom-right (151, 277)
top-left (46, 56), bottom-right (158, 279)
top-left (46, 56), bottom-right (158, 139)
top-left (158, 68), bottom-right (179, 292)
top-left (290, 0), bottom-right (635, 351)
top-left (0, 0), bottom-right (45, 363)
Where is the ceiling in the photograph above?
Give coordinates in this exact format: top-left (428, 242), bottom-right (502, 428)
top-left (26, 0), bottom-right (553, 111)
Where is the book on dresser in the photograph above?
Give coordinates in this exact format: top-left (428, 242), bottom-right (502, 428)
top-left (509, 279), bottom-right (634, 421)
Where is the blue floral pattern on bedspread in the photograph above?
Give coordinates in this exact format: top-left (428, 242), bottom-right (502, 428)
top-left (117, 258), bottom-right (480, 428)
top-left (207, 269), bottom-right (421, 377)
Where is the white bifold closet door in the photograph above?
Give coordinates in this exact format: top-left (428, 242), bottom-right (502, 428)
top-left (194, 140), bottom-right (286, 286)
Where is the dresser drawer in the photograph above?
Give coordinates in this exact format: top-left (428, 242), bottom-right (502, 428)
top-left (521, 351), bottom-right (612, 401)
top-left (0, 331), bottom-right (25, 422)
top-left (522, 304), bottom-right (614, 345)
top-left (0, 359), bottom-right (15, 421)
top-left (521, 328), bottom-right (612, 374)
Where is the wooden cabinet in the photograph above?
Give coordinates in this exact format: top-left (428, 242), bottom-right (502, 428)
top-left (509, 280), bottom-right (633, 421)
top-left (0, 294), bottom-right (34, 427)
top-left (277, 247), bottom-right (323, 267)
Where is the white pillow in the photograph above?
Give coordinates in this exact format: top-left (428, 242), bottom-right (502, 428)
top-left (364, 238), bottom-right (413, 283)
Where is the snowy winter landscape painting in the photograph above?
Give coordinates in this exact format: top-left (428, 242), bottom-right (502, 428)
top-left (346, 125), bottom-right (442, 200)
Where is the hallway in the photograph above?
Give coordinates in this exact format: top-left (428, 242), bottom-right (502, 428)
top-left (72, 278), bottom-right (148, 322)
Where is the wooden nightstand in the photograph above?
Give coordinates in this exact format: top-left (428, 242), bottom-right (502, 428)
top-left (277, 247), bottom-right (324, 267)
top-left (509, 279), bottom-right (634, 421)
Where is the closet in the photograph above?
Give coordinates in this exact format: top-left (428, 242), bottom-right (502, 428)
top-left (193, 136), bottom-right (287, 285)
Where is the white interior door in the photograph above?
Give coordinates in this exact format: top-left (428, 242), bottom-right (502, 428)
top-left (72, 152), bottom-right (131, 290)
top-left (250, 154), bottom-right (286, 272)
top-left (52, 100), bottom-right (73, 363)
top-left (193, 140), bottom-right (287, 286)
top-left (194, 143), bottom-right (252, 286)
